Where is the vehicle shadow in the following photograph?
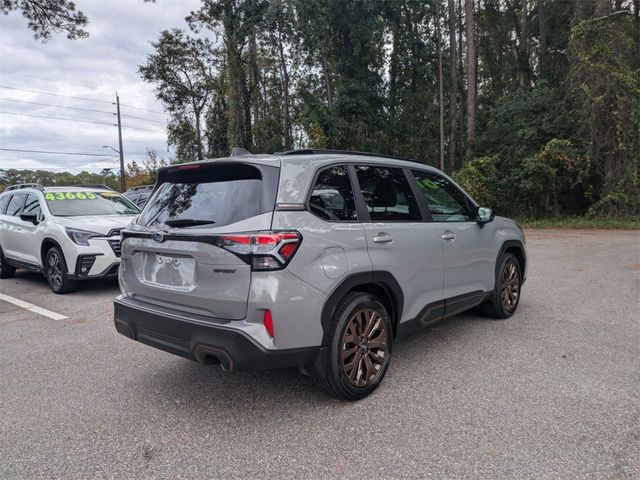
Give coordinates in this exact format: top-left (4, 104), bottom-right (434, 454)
top-left (132, 311), bottom-right (488, 417)
top-left (8, 269), bottom-right (119, 293)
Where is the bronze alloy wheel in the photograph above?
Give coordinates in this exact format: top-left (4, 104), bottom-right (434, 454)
top-left (341, 308), bottom-right (389, 388)
top-left (500, 261), bottom-right (520, 312)
top-left (47, 250), bottom-right (63, 290)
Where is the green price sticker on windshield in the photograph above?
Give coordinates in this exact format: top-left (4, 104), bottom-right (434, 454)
top-left (45, 192), bottom-right (97, 201)
top-left (418, 178), bottom-right (439, 190)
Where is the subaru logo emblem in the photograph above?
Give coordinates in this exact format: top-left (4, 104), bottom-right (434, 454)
top-left (152, 232), bottom-right (165, 243)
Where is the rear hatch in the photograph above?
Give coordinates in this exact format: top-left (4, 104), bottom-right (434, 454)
top-left (120, 161), bottom-right (280, 320)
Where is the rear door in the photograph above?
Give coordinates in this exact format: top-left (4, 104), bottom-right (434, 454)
top-left (353, 164), bottom-right (445, 325)
top-left (120, 162), bottom-right (279, 320)
top-left (1, 193), bottom-right (27, 260)
top-left (18, 194), bottom-right (45, 265)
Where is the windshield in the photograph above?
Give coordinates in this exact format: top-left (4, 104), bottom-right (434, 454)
top-left (138, 179), bottom-right (263, 228)
top-left (44, 191), bottom-right (140, 216)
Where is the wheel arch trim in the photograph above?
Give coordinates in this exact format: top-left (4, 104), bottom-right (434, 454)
top-left (496, 239), bottom-right (526, 284)
top-left (320, 270), bottom-right (404, 345)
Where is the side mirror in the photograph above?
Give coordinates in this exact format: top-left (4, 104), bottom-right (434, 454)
top-left (20, 212), bottom-right (39, 225)
top-left (476, 206), bottom-right (494, 225)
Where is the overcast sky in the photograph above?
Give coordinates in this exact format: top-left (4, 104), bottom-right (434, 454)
top-left (0, 0), bottom-right (201, 172)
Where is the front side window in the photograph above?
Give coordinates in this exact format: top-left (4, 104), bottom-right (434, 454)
top-left (23, 194), bottom-right (43, 221)
top-left (412, 170), bottom-right (475, 222)
top-left (355, 165), bottom-right (421, 221)
top-left (308, 165), bottom-right (357, 221)
top-left (44, 191), bottom-right (139, 217)
top-left (6, 194), bottom-right (26, 216)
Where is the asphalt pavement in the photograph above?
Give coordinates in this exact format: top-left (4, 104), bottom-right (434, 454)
top-left (1, 229), bottom-right (638, 479)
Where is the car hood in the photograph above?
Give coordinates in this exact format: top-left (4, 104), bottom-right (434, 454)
top-left (54, 215), bottom-right (136, 235)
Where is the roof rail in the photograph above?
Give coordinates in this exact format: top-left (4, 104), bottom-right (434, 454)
top-left (125, 184), bottom-right (154, 192)
top-left (6, 183), bottom-right (44, 191)
top-left (71, 183), bottom-right (114, 190)
top-left (277, 149), bottom-right (417, 163)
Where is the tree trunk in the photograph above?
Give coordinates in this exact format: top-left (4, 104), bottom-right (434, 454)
top-left (465, 0), bottom-right (476, 160)
top-left (193, 106), bottom-right (203, 161)
top-left (436, 0), bottom-right (445, 171)
top-left (321, 54), bottom-right (333, 112)
top-left (448, 0), bottom-right (458, 172)
top-left (277, 33), bottom-right (293, 150)
top-left (538, 0), bottom-right (548, 76)
top-left (519, 0), bottom-right (529, 87)
top-left (248, 25), bottom-right (261, 127)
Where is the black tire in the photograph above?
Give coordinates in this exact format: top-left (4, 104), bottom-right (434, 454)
top-left (313, 292), bottom-right (393, 401)
top-left (480, 253), bottom-right (522, 319)
top-left (44, 246), bottom-right (78, 294)
top-left (0, 246), bottom-right (16, 279)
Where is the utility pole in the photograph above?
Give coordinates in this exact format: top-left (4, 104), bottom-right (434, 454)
top-left (115, 92), bottom-right (126, 192)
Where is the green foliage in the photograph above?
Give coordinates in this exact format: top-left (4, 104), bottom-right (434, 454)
top-left (136, 0), bottom-right (639, 221)
top-left (569, 11), bottom-right (640, 208)
top-left (0, 169), bottom-right (120, 192)
top-left (516, 216), bottom-right (640, 229)
top-left (452, 157), bottom-right (499, 208)
top-left (1, 0), bottom-right (88, 40)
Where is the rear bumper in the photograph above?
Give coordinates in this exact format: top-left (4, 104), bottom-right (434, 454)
top-left (113, 295), bottom-right (320, 372)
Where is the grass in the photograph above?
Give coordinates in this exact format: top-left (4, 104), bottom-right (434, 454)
top-left (516, 216), bottom-right (640, 229)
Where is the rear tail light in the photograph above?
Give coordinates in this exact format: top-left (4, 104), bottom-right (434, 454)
top-left (216, 231), bottom-right (302, 271)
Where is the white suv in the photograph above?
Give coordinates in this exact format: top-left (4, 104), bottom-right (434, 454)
top-left (0, 184), bottom-right (140, 293)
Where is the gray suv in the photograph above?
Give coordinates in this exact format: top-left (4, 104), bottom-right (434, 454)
top-left (114, 150), bottom-right (526, 400)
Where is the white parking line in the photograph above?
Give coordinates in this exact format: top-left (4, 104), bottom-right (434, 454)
top-left (0, 293), bottom-right (68, 321)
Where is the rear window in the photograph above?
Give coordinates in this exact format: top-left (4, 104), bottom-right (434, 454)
top-left (138, 164), bottom-right (265, 228)
top-left (44, 191), bottom-right (140, 216)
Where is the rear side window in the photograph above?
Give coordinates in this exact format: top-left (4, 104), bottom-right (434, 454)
top-left (0, 194), bottom-right (10, 214)
top-left (6, 194), bottom-right (26, 216)
top-left (139, 164), bottom-right (265, 228)
top-left (308, 165), bottom-right (357, 221)
top-left (355, 166), bottom-right (421, 221)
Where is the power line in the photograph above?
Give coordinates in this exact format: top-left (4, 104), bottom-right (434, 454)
top-left (119, 104), bottom-right (167, 116)
top-left (3, 72), bottom-right (95, 91)
top-left (0, 84), bottom-right (168, 117)
top-left (0, 98), bottom-right (113, 115)
top-left (0, 98), bottom-right (167, 124)
top-left (120, 113), bottom-right (166, 125)
top-left (0, 110), bottom-right (116, 126)
top-left (0, 148), bottom-right (118, 157)
top-left (0, 110), bottom-right (160, 132)
top-left (0, 85), bottom-right (113, 105)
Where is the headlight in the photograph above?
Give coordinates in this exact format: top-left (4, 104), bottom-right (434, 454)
top-left (65, 227), bottom-right (101, 246)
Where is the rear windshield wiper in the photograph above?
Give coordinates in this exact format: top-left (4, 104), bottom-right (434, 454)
top-left (164, 219), bottom-right (216, 228)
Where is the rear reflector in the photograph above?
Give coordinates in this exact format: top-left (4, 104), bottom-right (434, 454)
top-left (263, 310), bottom-right (274, 337)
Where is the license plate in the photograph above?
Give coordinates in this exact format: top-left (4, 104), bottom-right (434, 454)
top-left (143, 254), bottom-right (196, 291)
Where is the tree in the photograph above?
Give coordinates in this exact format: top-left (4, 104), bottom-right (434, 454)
top-left (436, 0), bottom-right (445, 171)
top-left (1, 0), bottom-right (88, 40)
top-left (139, 29), bottom-right (216, 161)
top-left (448, 0), bottom-right (459, 172)
top-left (465, 0), bottom-right (476, 159)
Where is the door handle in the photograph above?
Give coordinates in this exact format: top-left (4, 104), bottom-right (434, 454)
top-left (441, 231), bottom-right (456, 241)
top-left (373, 233), bottom-right (393, 243)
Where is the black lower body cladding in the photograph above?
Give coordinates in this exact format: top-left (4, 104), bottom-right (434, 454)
top-left (113, 295), bottom-right (320, 372)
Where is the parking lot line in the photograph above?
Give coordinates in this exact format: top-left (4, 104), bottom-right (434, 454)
top-left (0, 292), bottom-right (68, 321)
